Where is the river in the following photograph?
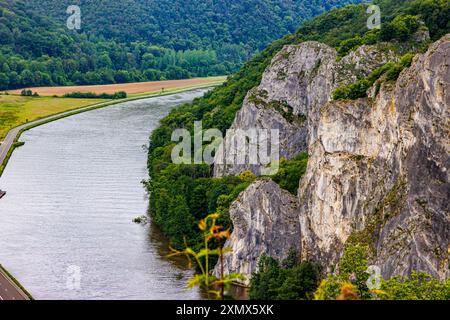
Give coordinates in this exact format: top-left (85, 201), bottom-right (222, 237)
top-left (0, 89), bottom-right (208, 300)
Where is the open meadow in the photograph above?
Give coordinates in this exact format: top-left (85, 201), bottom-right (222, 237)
top-left (0, 95), bottom-right (106, 141)
top-left (5, 77), bottom-right (226, 97)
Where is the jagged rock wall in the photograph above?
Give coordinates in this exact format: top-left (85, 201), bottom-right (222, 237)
top-left (213, 179), bottom-right (300, 283)
top-left (214, 34), bottom-right (449, 281)
top-left (299, 35), bottom-right (450, 279)
top-left (214, 41), bottom-right (397, 177)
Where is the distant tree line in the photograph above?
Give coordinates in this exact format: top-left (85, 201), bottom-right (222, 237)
top-left (63, 91), bottom-right (127, 99)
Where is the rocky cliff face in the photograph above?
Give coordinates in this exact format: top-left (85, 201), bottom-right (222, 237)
top-left (214, 34), bottom-right (449, 281)
top-left (299, 35), bottom-right (450, 279)
top-left (214, 41), bottom-right (397, 177)
top-left (214, 179), bottom-right (300, 283)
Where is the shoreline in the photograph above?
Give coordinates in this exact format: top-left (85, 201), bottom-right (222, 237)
top-left (0, 264), bottom-right (32, 300)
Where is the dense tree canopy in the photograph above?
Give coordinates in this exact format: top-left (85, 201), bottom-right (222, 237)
top-left (0, 0), bottom-right (362, 90)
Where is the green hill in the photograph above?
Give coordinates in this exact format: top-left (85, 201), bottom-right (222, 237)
top-left (0, 0), bottom-right (361, 90)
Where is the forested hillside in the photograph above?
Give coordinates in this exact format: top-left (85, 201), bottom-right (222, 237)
top-left (0, 0), bottom-right (361, 90)
top-left (146, 0), bottom-right (450, 250)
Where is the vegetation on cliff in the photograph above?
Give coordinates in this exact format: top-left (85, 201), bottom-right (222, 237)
top-left (314, 245), bottom-right (450, 300)
top-left (250, 250), bottom-right (319, 300)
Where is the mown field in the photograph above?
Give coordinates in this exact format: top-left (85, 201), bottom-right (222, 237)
top-left (6, 77), bottom-right (226, 97)
top-left (0, 95), bottom-right (106, 141)
top-left (0, 76), bottom-right (226, 141)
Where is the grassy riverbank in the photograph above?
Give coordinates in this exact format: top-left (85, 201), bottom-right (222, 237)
top-left (0, 81), bottom-right (223, 179)
top-left (0, 95), bottom-right (106, 141)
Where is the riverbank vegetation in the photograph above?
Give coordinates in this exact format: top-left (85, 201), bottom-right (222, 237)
top-left (63, 91), bottom-right (127, 99)
top-left (169, 213), bottom-right (245, 300)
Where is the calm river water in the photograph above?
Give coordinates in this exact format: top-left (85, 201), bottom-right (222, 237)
top-left (0, 89), bottom-right (208, 300)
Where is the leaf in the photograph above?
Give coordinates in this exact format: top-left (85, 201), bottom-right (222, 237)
top-left (198, 219), bottom-right (207, 231)
top-left (187, 274), bottom-right (203, 289)
top-left (207, 213), bottom-right (220, 220)
top-left (196, 248), bottom-right (221, 258)
top-left (206, 229), bottom-right (231, 241)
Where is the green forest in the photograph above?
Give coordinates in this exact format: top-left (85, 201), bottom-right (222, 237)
top-left (0, 0), bottom-right (361, 90)
top-left (146, 0), bottom-right (449, 298)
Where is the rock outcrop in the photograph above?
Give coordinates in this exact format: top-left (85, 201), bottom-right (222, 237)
top-left (299, 35), bottom-right (450, 279)
top-left (214, 179), bottom-right (301, 283)
top-left (214, 34), bottom-right (449, 281)
top-left (214, 41), bottom-right (398, 177)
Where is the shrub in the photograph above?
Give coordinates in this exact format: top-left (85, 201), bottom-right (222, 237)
top-left (381, 15), bottom-right (421, 41)
top-left (250, 249), bottom-right (319, 300)
top-left (271, 152), bottom-right (308, 194)
top-left (338, 36), bottom-right (363, 56)
top-left (314, 244), bottom-right (450, 300)
top-left (333, 53), bottom-right (416, 100)
top-left (20, 89), bottom-right (33, 96)
top-left (63, 91), bottom-right (127, 99)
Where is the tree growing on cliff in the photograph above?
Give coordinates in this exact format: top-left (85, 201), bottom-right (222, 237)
top-left (249, 249), bottom-right (319, 300)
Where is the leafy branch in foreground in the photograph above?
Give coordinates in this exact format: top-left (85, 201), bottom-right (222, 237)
top-left (169, 213), bottom-right (245, 300)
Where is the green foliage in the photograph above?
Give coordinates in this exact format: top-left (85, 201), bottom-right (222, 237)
top-left (63, 91), bottom-right (127, 99)
top-left (314, 244), bottom-right (450, 300)
top-left (20, 89), bottom-right (34, 96)
top-left (271, 153), bottom-right (308, 195)
top-left (146, 160), bottom-right (255, 249)
top-left (338, 244), bottom-right (371, 298)
top-left (380, 272), bottom-right (450, 300)
top-left (337, 35), bottom-right (364, 56)
top-left (407, 0), bottom-right (450, 40)
top-left (0, 0), bottom-right (360, 90)
top-left (249, 250), bottom-right (319, 300)
top-left (332, 53), bottom-right (415, 100)
top-left (169, 213), bottom-right (245, 300)
top-left (332, 79), bottom-right (372, 100)
top-left (380, 14), bottom-right (421, 41)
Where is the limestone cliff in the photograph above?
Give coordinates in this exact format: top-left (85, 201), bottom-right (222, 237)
top-left (214, 41), bottom-right (398, 177)
top-left (217, 179), bottom-right (300, 283)
top-left (214, 35), bottom-right (449, 281)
